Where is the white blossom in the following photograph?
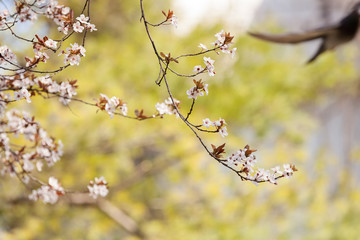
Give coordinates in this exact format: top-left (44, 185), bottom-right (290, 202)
top-left (88, 176), bottom-right (109, 199)
top-left (45, 39), bottom-right (58, 49)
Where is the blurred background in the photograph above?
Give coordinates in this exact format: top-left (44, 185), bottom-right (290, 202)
top-left (1, 0), bottom-right (360, 239)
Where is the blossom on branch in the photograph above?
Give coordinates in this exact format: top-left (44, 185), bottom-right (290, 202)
top-left (212, 30), bottom-right (236, 57)
top-left (202, 117), bottom-right (228, 137)
top-left (76, 14), bottom-right (89, 24)
top-left (16, 2), bottom-right (37, 22)
top-left (61, 43), bottom-right (86, 66)
top-left (97, 94), bottom-right (128, 118)
top-left (0, 10), bottom-right (9, 28)
top-left (45, 1), bottom-right (74, 34)
top-left (283, 164), bottom-right (296, 177)
top-left (25, 51), bottom-right (49, 67)
top-left (0, 0), bottom-right (113, 202)
top-left (202, 118), bottom-right (213, 128)
top-left (73, 14), bottom-right (97, 33)
top-left (29, 177), bottom-right (65, 204)
top-left (44, 39), bottom-right (58, 49)
top-left (58, 80), bottom-right (78, 105)
top-left (193, 65), bottom-right (204, 73)
top-left (170, 15), bottom-right (178, 28)
top-left (226, 145), bottom-right (297, 185)
top-left (203, 57), bottom-right (215, 76)
top-left (19, 87), bottom-right (32, 103)
top-left (88, 176), bottom-right (109, 199)
top-left (162, 9), bottom-right (178, 28)
top-left (0, 46), bottom-right (17, 65)
top-left (186, 79), bottom-right (208, 100)
top-left (155, 97), bottom-right (180, 116)
top-left (72, 21), bottom-right (84, 33)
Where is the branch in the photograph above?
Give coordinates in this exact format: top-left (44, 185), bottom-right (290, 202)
top-left (66, 194), bottom-right (144, 237)
top-left (138, 0), bottom-right (297, 184)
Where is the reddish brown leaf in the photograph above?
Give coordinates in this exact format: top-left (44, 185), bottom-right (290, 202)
top-left (211, 143), bottom-right (226, 158)
top-left (244, 144), bottom-right (257, 157)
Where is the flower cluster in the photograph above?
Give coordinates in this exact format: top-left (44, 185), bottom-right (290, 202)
top-left (203, 57), bottom-right (216, 76)
top-left (0, 73), bottom-right (78, 108)
top-left (186, 79), bottom-right (208, 100)
top-left (212, 30), bottom-right (237, 57)
top-left (44, 0), bottom-right (97, 34)
top-left (97, 94), bottom-right (128, 118)
top-left (0, 10), bottom-right (9, 28)
top-left (45, 39), bottom-right (58, 49)
top-left (29, 177), bottom-right (65, 204)
top-left (36, 76), bottom-right (78, 105)
top-left (226, 145), bottom-right (297, 185)
top-left (45, 0), bottom-right (73, 34)
top-left (193, 57), bottom-right (215, 77)
top-left (61, 43), bottom-right (86, 66)
top-left (73, 14), bottom-right (97, 33)
top-left (13, 87), bottom-right (32, 103)
top-left (0, 0), bottom-right (113, 204)
top-left (88, 176), bottom-right (109, 199)
top-left (0, 1), bottom-right (92, 69)
top-left (0, 110), bottom-right (63, 187)
top-left (25, 36), bottom-right (57, 67)
top-left (1, 2), bottom-right (94, 68)
top-left (226, 145), bottom-right (257, 169)
top-left (193, 30), bottom-right (236, 77)
top-left (0, 45), bottom-right (17, 65)
top-left (7, 0), bottom-right (88, 36)
top-left (155, 97), bottom-right (180, 116)
top-left (27, 1), bottom-right (98, 35)
top-left (5, 110), bottom-right (63, 163)
top-left (25, 51), bottom-right (49, 67)
top-left (58, 80), bottom-right (79, 105)
top-left (203, 118), bottom-right (228, 137)
top-left (16, 2), bottom-right (38, 22)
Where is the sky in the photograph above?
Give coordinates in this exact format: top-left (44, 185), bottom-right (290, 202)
top-left (172, 0), bottom-right (263, 35)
